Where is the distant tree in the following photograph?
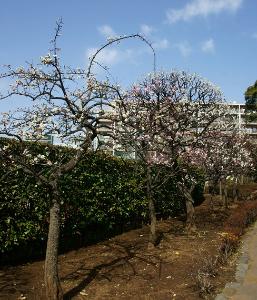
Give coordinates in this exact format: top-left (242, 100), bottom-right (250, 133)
top-left (192, 131), bottom-right (252, 208)
top-left (245, 80), bottom-right (257, 105)
top-left (0, 20), bottom-right (153, 300)
top-left (247, 141), bottom-right (257, 181)
top-left (245, 81), bottom-right (257, 122)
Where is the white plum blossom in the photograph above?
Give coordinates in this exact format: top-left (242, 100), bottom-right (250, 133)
top-left (40, 53), bottom-right (55, 65)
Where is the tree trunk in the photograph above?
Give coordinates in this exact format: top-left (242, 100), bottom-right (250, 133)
top-left (209, 193), bottom-right (214, 211)
top-left (148, 196), bottom-right (157, 245)
top-left (45, 198), bottom-right (63, 300)
top-left (223, 181), bottom-right (228, 209)
top-left (204, 181), bottom-right (209, 194)
top-left (232, 177), bottom-right (238, 202)
top-left (146, 165), bottom-right (157, 246)
top-left (184, 188), bottom-right (196, 233)
top-left (219, 179), bottom-right (222, 199)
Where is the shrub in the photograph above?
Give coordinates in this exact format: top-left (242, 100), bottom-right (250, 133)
top-left (0, 138), bottom-right (205, 262)
top-left (196, 271), bottom-right (215, 297)
top-left (219, 200), bottom-right (257, 262)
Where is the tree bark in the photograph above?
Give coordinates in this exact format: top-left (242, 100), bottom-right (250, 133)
top-left (184, 187), bottom-right (196, 232)
top-left (204, 181), bottom-right (209, 194)
top-left (148, 196), bottom-right (157, 245)
top-left (232, 177), bottom-right (238, 202)
top-left (219, 179), bottom-right (222, 199)
top-left (222, 180), bottom-right (228, 209)
top-left (146, 165), bottom-right (157, 246)
top-left (45, 197), bottom-right (63, 300)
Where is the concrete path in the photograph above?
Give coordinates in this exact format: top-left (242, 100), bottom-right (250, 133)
top-left (216, 221), bottom-right (257, 300)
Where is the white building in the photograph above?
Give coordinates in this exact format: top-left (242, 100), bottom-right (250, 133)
top-left (229, 103), bottom-right (257, 138)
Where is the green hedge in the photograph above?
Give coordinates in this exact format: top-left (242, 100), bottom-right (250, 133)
top-left (0, 139), bottom-right (205, 262)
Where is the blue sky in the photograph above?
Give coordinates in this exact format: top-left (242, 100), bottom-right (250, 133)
top-left (0, 0), bottom-right (257, 111)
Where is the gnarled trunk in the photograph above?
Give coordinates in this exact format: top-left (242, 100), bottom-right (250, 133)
top-left (45, 198), bottom-right (63, 300)
top-left (178, 182), bottom-right (196, 232)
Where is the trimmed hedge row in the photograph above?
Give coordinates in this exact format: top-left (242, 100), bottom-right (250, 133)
top-left (0, 139), bottom-right (205, 263)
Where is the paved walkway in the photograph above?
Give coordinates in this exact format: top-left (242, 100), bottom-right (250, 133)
top-left (216, 221), bottom-right (257, 300)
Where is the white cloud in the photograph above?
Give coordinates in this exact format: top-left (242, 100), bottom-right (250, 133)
top-left (252, 33), bottom-right (257, 40)
top-left (98, 25), bottom-right (116, 38)
top-left (166, 0), bottom-right (243, 23)
top-left (86, 47), bottom-right (120, 66)
top-left (140, 24), bottom-right (155, 36)
top-left (201, 38), bottom-right (215, 53)
top-left (175, 41), bottom-right (192, 57)
top-left (153, 38), bottom-right (169, 50)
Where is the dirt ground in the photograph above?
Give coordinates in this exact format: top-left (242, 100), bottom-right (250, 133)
top-left (1, 184), bottom-right (257, 300)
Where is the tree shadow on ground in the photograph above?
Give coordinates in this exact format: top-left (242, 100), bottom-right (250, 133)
top-left (63, 240), bottom-right (164, 299)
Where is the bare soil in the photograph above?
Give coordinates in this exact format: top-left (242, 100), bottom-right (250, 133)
top-left (1, 184), bottom-right (257, 300)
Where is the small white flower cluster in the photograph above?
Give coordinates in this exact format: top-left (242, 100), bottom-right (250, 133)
top-left (40, 53), bottom-right (54, 65)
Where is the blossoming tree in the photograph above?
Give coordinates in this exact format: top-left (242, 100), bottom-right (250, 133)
top-left (115, 71), bottom-right (231, 237)
top-left (199, 131), bottom-right (253, 207)
top-left (0, 21), bottom-right (154, 299)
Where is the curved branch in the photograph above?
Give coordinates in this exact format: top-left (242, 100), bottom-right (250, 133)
top-left (87, 34), bottom-right (156, 78)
